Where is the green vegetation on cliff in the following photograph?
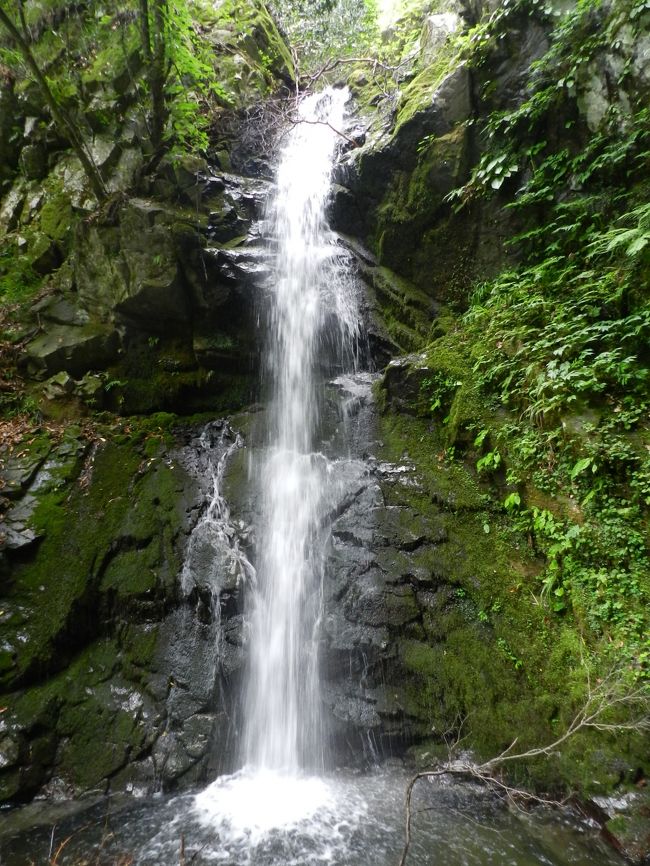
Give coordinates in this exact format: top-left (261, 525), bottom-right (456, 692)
top-left (0, 0), bottom-right (648, 849)
top-left (362, 0), bottom-right (649, 682)
top-left (446, 0), bottom-right (650, 678)
top-left (368, 0), bottom-right (649, 820)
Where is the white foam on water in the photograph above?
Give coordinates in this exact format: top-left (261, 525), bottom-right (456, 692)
top-left (191, 769), bottom-right (369, 863)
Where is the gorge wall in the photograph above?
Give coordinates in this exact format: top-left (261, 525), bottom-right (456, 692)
top-left (0, 0), bottom-right (648, 860)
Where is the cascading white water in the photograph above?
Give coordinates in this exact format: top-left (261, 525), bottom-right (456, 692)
top-left (244, 85), bottom-right (356, 774)
top-left (192, 87), bottom-right (364, 845)
top-left (181, 422), bottom-right (254, 602)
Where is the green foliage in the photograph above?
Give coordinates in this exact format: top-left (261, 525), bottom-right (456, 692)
top-left (431, 0), bottom-right (650, 678)
top-left (0, 389), bottom-right (41, 420)
top-left (510, 498), bottom-right (648, 663)
top-left (468, 151), bottom-right (518, 191)
top-left (496, 636), bottom-right (523, 670)
top-left (476, 449), bottom-right (501, 474)
top-left (461, 206), bottom-right (650, 674)
top-left (0, 0), bottom-right (241, 176)
top-left (0, 242), bottom-right (42, 304)
top-left (588, 202), bottom-right (650, 259)
top-left (449, 0), bottom-right (649, 206)
top-left (466, 256), bottom-right (650, 425)
top-left (503, 491), bottom-right (521, 512)
top-left (270, 0), bottom-right (378, 69)
top-left (161, 0), bottom-right (233, 154)
top-left (420, 372), bottom-right (462, 416)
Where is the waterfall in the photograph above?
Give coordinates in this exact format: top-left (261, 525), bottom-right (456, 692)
top-left (243, 86), bottom-right (355, 774)
top-left (43, 85), bottom-right (613, 866)
top-left (193, 87), bottom-right (362, 842)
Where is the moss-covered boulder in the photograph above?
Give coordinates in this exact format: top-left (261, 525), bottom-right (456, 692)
top-left (73, 199), bottom-right (191, 331)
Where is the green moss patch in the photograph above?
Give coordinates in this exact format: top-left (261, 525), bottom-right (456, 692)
top-left (1, 437), bottom-right (189, 691)
top-left (374, 405), bottom-right (645, 790)
top-left (394, 39), bottom-right (460, 135)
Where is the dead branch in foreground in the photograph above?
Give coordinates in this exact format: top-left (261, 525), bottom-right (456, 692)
top-left (398, 670), bottom-right (650, 866)
top-left (304, 55), bottom-right (411, 87)
top-left (231, 94), bottom-right (362, 163)
top-left (283, 116), bottom-right (359, 145)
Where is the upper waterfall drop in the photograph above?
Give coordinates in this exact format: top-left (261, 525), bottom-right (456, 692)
top-left (244, 85), bottom-right (356, 774)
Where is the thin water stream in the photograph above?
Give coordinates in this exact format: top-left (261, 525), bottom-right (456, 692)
top-left (0, 89), bottom-right (627, 866)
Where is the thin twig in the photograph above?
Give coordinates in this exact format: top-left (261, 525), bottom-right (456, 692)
top-left (285, 116), bottom-right (358, 145)
top-left (187, 836), bottom-right (215, 864)
top-left (49, 822), bottom-right (92, 865)
top-left (305, 55), bottom-right (410, 86)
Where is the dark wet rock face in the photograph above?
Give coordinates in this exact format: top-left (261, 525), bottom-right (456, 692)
top-left (0, 418), bottom-right (256, 803)
top-left (319, 442), bottom-right (452, 760)
top-left (18, 169), bottom-right (272, 415)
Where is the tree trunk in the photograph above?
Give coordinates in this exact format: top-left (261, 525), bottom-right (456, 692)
top-left (0, 6), bottom-right (108, 202)
top-left (138, 0), bottom-right (152, 62)
top-left (149, 0), bottom-right (169, 153)
top-left (138, 0), bottom-right (169, 155)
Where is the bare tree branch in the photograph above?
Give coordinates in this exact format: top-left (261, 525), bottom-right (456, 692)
top-left (304, 55), bottom-right (410, 88)
top-left (284, 116), bottom-right (358, 145)
top-left (398, 671), bottom-right (650, 866)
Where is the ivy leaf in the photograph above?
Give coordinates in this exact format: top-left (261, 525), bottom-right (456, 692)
top-left (504, 492), bottom-right (521, 511)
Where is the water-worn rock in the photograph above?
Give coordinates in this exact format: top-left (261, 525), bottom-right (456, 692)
top-left (420, 13), bottom-right (460, 65)
top-left (382, 352), bottom-right (431, 414)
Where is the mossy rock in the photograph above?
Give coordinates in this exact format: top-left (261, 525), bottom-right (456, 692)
top-left (0, 439), bottom-right (191, 691)
top-left (4, 639), bottom-right (158, 794)
top-left (55, 673), bottom-right (154, 790)
top-left (222, 0), bottom-right (295, 83)
top-left (39, 191), bottom-right (73, 244)
top-left (374, 409), bottom-right (638, 789)
top-left (28, 232), bottom-right (61, 276)
top-left (203, 0), bottom-right (295, 107)
top-left (19, 144), bottom-right (48, 181)
top-left (604, 792), bottom-right (650, 864)
top-left (100, 546), bottom-right (160, 598)
top-left (24, 322), bottom-right (120, 379)
top-left (382, 330), bottom-right (494, 450)
top-left (378, 413), bottom-right (486, 511)
top-left (374, 124), bottom-right (470, 273)
top-left (73, 199), bottom-right (194, 333)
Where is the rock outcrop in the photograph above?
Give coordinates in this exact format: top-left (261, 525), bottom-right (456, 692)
top-left (0, 0), bottom-right (291, 804)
